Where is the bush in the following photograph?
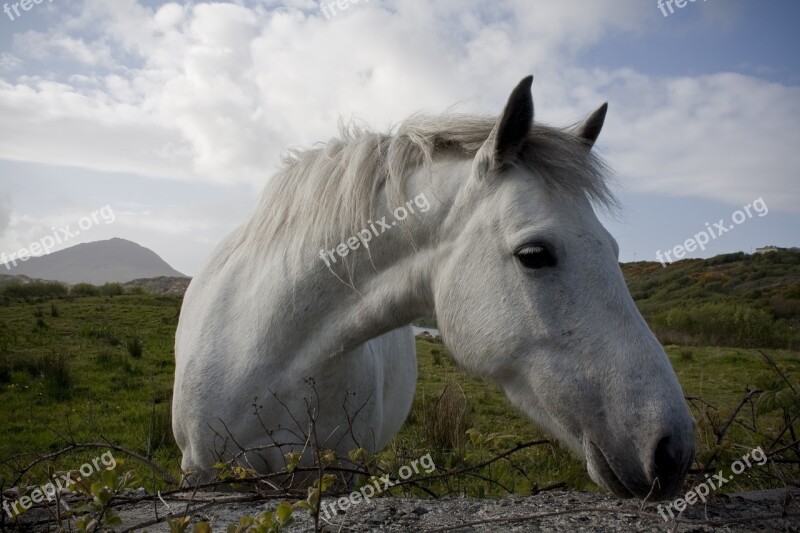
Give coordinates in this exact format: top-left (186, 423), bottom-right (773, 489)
top-left (423, 382), bottom-right (471, 451)
top-left (651, 303), bottom-right (796, 349)
top-left (770, 297), bottom-right (800, 320)
top-left (126, 335), bottom-right (143, 358)
top-left (39, 351), bottom-right (72, 399)
top-left (703, 252), bottom-right (746, 266)
top-left (147, 403), bottom-right (177, 455)
top-left (99, 283), bottom-right (124, 297)
top-left (2, 282), bottom-right (67, 299)
top-left (71, 283), bottom-right (99, 297)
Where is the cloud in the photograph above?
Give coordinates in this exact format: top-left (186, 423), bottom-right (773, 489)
top-left (0, 189), bottom-right (10, 237)
top-left (0, 0), bottom-right (796, 217)
top-left (587, 70), bottom-right (800, 211)
top-left (0, 0), bottom-right (644, 184)
top-left (13, 31), bottom-right (114, 65)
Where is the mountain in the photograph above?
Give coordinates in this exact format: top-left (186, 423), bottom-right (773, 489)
top-left (1, 238), bottom-right (187, 285)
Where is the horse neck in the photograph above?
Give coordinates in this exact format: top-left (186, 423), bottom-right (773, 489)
top-left (263, 155), bottom-right (470, 361)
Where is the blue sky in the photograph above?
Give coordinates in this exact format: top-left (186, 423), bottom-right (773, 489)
top-left (0, 0), bottom-right (798, 275)
top-left (581, 1), bottom-right (800, 86)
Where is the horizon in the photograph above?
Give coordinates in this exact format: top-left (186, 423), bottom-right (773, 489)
top-left (1, 1), bottom-right (798, 275)
top-left (2, 235), bottom-right (797, 281)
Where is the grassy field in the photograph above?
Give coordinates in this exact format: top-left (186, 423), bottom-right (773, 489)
top-left (1, 291), bottom-right (798, 501)
top-left (0, 294), bottom-right (180, 492)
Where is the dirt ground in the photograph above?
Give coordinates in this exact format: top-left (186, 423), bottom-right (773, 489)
top-left (9, 488), bottom-right (800, 532)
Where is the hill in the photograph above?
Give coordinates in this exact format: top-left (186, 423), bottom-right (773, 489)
top-left (1, 238), bottom-right (187, 285)
top-left (621, 250), bottom-right (800, 348)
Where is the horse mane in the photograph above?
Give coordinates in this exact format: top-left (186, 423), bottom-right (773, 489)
top-left (237, 113), bottom-right (616, 262)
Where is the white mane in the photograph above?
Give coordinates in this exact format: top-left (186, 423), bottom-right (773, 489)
top-left (236, 113), bottom-right (617, 262)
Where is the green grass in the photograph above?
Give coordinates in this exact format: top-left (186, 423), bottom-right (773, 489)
top-left (395, 338), bottom-right (800, 496)
top-left (0, 293), bottom-right (797, 498)
top-left (0, 294), bottom-right (182, 491)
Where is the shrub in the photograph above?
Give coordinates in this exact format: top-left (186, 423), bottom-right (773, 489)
top-left (703, 252), bottom-right (745, 266)
top-left (71, 283), bottom-right (99, 297)
top-left (40, 351), bottom-right (72, 399)
top-left (50, 302), bottom-right (59, 317)
top-left (424, 382), bottom-right (471, 451)
top-left (99, 283), bottom-right (124, 297)
top-left (770, 297), bottom-right (800, 320)
top-left (652, 303), bottom-right (796, 349)
top-left (126, 335), bottom-right (143, 358)
top-left (1, 282), bottom-right (67, 299)
top-left (147, 403), bottom-right (177, 455)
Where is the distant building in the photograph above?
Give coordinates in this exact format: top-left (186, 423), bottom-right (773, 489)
top-left (755, 245), bottom-right (782, 254)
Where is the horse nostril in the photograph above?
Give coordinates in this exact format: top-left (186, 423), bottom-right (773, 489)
top-left (652, 435), bottom-right (688, 494)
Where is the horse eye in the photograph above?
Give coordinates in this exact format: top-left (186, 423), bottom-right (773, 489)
top-left (515, 245), bottom-right (557, 269)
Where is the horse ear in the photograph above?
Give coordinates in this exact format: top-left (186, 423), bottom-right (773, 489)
top-left (494, 75), bottom-right (534, 163)
top-left (473, 76), bottom-right (534, 178)
top-left (575, 103), bottom-right (608, 147)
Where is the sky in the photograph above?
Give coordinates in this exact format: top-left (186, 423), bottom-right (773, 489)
top-left (0, 0), bottom-right (798, 275)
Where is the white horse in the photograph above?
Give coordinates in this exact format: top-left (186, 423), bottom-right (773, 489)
top-left (173, 76), bottom-right (695, 499)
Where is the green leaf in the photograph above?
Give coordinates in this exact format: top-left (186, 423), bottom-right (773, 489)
top-left (275, 502), bottom-right (293, 523)
top-left (193, 523), bottom-right (212, 533)
top-left (104, 511), bottom-right (123, 526)
top-left (101, 469), bottom-right (117, 489)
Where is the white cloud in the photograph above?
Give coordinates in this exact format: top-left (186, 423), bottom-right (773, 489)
top-left (13, 31), bottom-right (114, 65)
top-left (0, 0), bottom-right (798, 275)
top-left (596, 70), bottom-right (800, 211)
top-left (0, 0), bottom-right (653, 187)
